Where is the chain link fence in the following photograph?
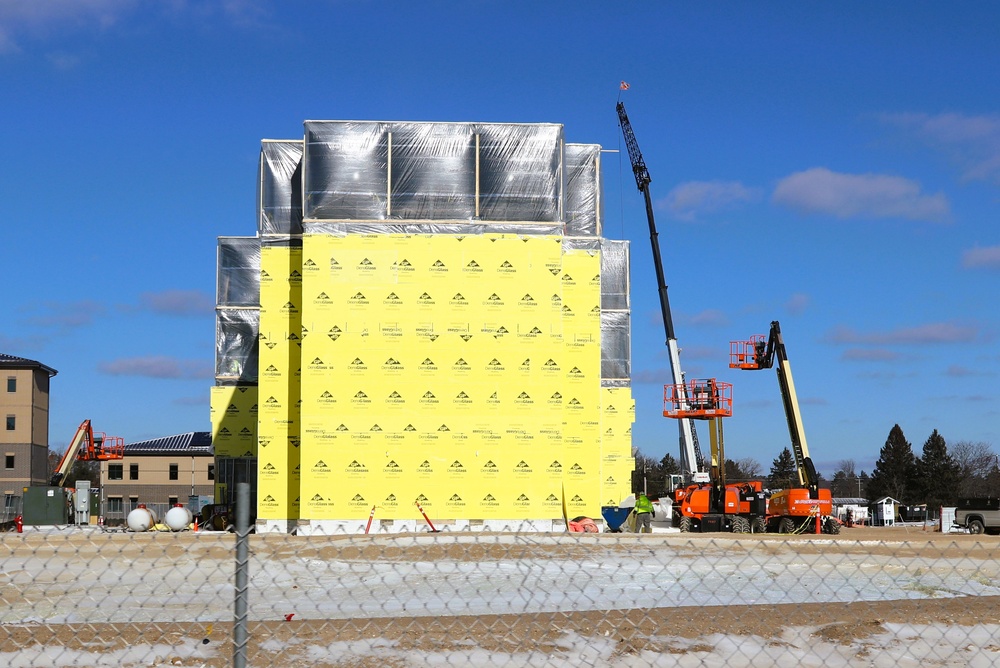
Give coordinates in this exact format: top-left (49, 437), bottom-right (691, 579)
top-left (3, 486), bottom-right (1000, 667)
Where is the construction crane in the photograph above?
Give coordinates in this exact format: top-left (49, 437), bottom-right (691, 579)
top-left (730, 321), bottom-right (839, 534)
top-left (616, 101), bottom-right (708, 487)
top-left (49, 420), bottom-right (125, 487)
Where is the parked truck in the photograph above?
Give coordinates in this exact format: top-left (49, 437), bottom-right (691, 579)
top-left (953, 498), bottom-right (1000, 534)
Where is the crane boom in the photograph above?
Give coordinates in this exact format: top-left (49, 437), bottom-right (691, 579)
top-left (616, 102), bottom-right (707, 483)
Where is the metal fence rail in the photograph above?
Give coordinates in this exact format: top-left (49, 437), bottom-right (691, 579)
top-left (3, 506), bottom-right (1000, 666)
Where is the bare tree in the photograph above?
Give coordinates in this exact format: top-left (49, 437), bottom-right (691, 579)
top-left (836, 459), bottom-right (857, 478)
top-left (951, 441), bottom-right (997, 497)
top-left (735, 457), bottom-right (763, 479)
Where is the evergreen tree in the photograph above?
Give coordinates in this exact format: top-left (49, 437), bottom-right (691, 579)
top-left (867, 424), bottom-right (916, 503)
top-left (659, 453), bottom-right (681, 476)
top-left (767, 447), bottom-right (797, 489)
top-left (914, 429), bottom-right (962, 509)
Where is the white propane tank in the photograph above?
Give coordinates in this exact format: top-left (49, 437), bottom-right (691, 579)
top-left (126, 504), bottom-right (158, 532)
top-left (164, 505), bottom-right (193, 532)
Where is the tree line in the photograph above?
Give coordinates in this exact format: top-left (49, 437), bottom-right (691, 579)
top-left (634, 423), bottom-right (1000, 505)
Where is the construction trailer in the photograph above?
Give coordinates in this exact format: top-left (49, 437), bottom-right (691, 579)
top-left (212, 120), bottom-right (637, 533)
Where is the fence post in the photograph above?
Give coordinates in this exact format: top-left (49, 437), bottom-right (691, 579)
top-left (233, 482), bottom-right (250, 668)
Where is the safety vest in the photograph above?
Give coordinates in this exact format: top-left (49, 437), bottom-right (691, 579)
top-left (635, 495), bottom-right (653, 514)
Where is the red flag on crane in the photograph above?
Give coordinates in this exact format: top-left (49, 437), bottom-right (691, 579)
top-left (620, 81), bottom-right (630, 90)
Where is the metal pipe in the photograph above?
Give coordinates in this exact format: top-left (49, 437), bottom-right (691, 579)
top-left (233, 482), bottom-right (250, 668)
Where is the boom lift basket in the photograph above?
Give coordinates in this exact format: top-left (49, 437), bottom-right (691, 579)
top-left (730, 335), bottom-right (766, 369)
top-left (663, 379), bottom-right (732, 419)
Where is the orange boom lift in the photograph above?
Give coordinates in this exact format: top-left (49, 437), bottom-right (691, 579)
top-left (730, 321), bottom-right (839, 534)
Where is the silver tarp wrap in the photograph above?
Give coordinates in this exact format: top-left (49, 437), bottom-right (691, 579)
top-left (601, 310), bottom-right (630, 381)
top-left (258, 140), bottom-right (303, 235)
top-left (565, 144), bottom-right (601, 237)
top-left (601, 239), bottom-right (630, 382)
top-left (215, 309), bottom-right (259, 384)
top-left (301, 222), bottom-right (563, 237)
top-left (389, 123), bottom-right (475, 219)
top-left (476, 123), bottom-right (563, 222)
top-left (600, 239), bottom-right (629, 311)
top-left (303, 121), bottom-right (563, 223)
top-left (217, 237), bottom-right (261, 307)
top-left (304, 121), bottom-right (389, 221)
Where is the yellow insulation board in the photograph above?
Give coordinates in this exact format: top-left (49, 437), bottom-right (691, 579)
top-left (254, 233), bottom-right (631, 523)
top-left (257, 245), bottom-right (303, 521)
top-left (209, 385), bottom-right (258, 457)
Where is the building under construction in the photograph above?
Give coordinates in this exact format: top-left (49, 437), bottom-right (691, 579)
top-left (211, 120), bottom-right (635, 533)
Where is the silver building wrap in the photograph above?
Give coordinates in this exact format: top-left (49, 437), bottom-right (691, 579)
top-left (215, 237), bottom-right (260, 384)
top-left (218, 119), bottom-right (630, 387)
top-left (258, 140), bottom-right (303, 236)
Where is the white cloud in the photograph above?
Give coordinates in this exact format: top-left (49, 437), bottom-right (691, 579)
top-left (21, 300), bottom-right (107, 331)
top-left (139, 289), bottom-right (215, 316)
top-left (785, 293), bottom-right (810, 316)
top-left (772, 167), bottom-right (950, 223)
top-left (0, 0), bottom-right (135, 53)
top-left (825, 322), bottom-right (979, 345)
top-left (98, 355), bottom-right (213, 379)
top-left (882, 112), bottom-right (1000, 185)
top-left (682, 309), bottom-right (729, 328)
top-left (841, 348), bottom-right (902, 362)
top-left (0, 0), bottom-right (267, 55)
top-left (962, 245), bottom-right (1000, 270)
top-left (659, 180), bottom-right (760, 221)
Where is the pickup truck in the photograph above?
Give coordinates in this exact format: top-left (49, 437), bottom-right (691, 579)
top-left (953, 498), bottom-right (1000, 534)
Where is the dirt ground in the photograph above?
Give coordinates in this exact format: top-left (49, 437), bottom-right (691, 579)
top-left (4, 525), bottom-right (1000, 666)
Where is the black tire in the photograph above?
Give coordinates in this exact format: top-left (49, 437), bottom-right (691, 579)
top-left (752, 517), bottom-right (767, 534)
top-left (969, 518), bottom-right (985, 534)
top-left (824, 517), bottom-right (841, 535)
top-left (778, 517), bottom-right (796, 534)
top-left (679, 515), bottom-right (693, 533)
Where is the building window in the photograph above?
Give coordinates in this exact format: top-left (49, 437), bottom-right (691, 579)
top-left (6, 377), bottom-right (14, 392)
top-left (5, 415), bottom-right (13, 431)
top-left (5, 454), bottom-right (13, 470)
top-left (129, 464), bottom-right (139, 480)
top-left (128, 496), bottom-right (139, 511)
top-left (169, 464), bottom-right (179, 481)
top-left (208, 464), bottom-right (215, 481)
top-left (107, 497), bottom-right (123, 514)
top-left (168, 496), bottom-right (178, 507)
top-left (108, 464), bottom-right (123, 480)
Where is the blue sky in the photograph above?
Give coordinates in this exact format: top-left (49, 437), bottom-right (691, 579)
top-left (2, 2), bottom-right (998, 476)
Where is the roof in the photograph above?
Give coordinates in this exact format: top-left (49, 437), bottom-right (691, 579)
top-left (0, 353), bottom-right (57, 377)
top-left (124, 432), bottom-right (212, 456)
top-left (832, 498), bottom-right (869, 505)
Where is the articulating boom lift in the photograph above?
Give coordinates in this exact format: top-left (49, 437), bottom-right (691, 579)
top-left (49, 420), bottom-right (125, 487)
top-left (730, 321), bottom-right (839, 534)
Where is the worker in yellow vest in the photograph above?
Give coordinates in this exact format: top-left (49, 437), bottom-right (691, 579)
top-left (635, 493), bottom-right (654, 533)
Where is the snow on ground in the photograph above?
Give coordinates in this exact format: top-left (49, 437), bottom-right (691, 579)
top-left (3, 528), bottom-right (999, 624)
top-left (3, 526), bottom-right (1000, 666)
top-left (3, 624), bottom-right (1000, 667)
